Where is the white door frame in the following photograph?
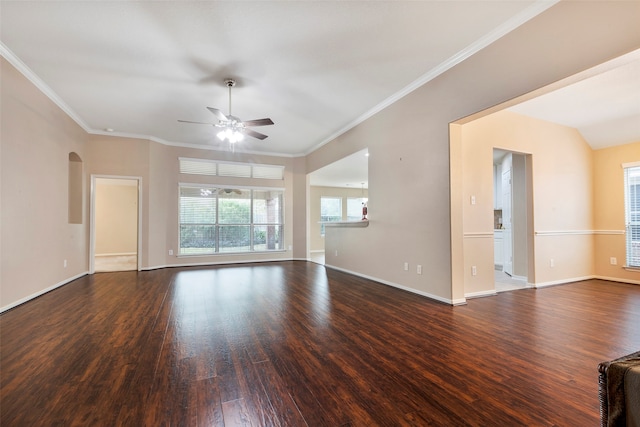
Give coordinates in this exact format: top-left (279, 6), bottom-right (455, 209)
top-left (90, 175), bottom-right (143, 274)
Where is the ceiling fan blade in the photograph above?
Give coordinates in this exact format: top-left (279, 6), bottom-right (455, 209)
top-left (178, 119), bottom-right (214, 125)
top-left (242, 118), bottom-right (274, 127)
top-left (206, 107), bottom-right (228, 122)
top-left (242, 128), bottom-right (269, 140)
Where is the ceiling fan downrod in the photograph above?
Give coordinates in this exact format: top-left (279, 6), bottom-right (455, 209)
top-left (224, 79), bottom-right (235, 117)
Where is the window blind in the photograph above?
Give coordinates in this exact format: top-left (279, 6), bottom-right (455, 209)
top-left (624, 165), bottom-right (640, 267)
top-left (179, 158), bottom-right (217, 176)
top-left (179, 158), bottom-right (284, 180)
top-left (179, 184), bottom-right (284, 255)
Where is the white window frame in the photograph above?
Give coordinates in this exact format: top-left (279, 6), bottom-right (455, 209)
top-left (178, 183), bottom-right (284, 256)
top-left (320, 196), bottom-right (342, 236)
top-left (347, 197), bottom-right (367, 221)
top-left (179, 157), bottom-right (284, 180)
top-left (623, 163), bottom-right (640, 268)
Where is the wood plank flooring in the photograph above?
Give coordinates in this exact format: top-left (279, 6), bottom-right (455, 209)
top-left (1, 261), bottom-right (639, 426)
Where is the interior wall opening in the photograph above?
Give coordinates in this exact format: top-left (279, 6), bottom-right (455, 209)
top-left (493, 149), bottom-right (531, 292)
top-left (91, 177), bottom-right (141, 273)
top-left (307, 148), bottom-right (369, 265)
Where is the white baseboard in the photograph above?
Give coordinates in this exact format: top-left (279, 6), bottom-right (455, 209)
top-left (534, 276), bottom-right (594, 288)
top-left (593, 275), bottom-right (640, 286)
top-left (1, 271), bottom-right (89, 313)
top-left (141, 257), bottom-right (296, 271)
top-left (324, 263), bottom-right (463, 306)
top-left (465, 289), bottom-right (498, 299)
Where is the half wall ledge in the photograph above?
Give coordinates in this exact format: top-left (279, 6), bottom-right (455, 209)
top-left (322, 220), bottom-right (370, 228)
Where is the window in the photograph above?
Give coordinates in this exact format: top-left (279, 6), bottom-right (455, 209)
top-left (179, 158), bottom-right (284, 180)
top-left (624, 165), bottom-right (640, 268)
top-left (179, 185), bottom-right (283, 255)
top-left (347, 197), bottom-right (367, 221)
top-left (320, 197), bottom-right (342, 236)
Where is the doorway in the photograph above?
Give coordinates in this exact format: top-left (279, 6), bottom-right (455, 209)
top-left (91, 176), bottom-right (141, 273)
top-left (493, 149), bottom-right (532, 292)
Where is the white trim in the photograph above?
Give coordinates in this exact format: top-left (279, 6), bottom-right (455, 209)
top-left (465, 290), bottom-right (498, 299)
top-left (324, 220), bottom-right (369, 228)
top-left (141, 257), bottom-right (292, 271)
top-left (0, 42), bottom-right (91, 132)
top-left (90, 175), bottom-right (143, 274)
top-left (463, 232), bottom-right (494, 238)
top-left (533, 276), bottom-right (594, 288)
top-left (534, 230), bottom-right (625, 236)
top-left (622, 266), bottom-right (640, 273)
top-left (509, 274), bottom-right (528, 282)
top-left (178, 182), bottom-right (285, 192)
top-left (302, 0), bottom-right (558, 156)
top-left (324, 264), bottom-right (465, 306)
top-left (622, 161), bottom-right (640, 169)
top-left (0, 271), bottom-right (88, 313)
top-left (177, 250), bottom-right (287, 258)
top-left (91, 129), bottom-right (298, 158)
top-left (594, 275), bottom-right (640, 285)
top-left (0, 2), bottom-right (556, 159)
top-left (309, 250), bottom-right (325, 254)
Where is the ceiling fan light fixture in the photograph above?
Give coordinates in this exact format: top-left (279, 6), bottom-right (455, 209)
top-left (217, 127), bottom-right (244, 143)
top-left (179, 78), bottom-right (273, 149)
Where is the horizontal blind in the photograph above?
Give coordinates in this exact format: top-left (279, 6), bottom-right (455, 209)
top-left (253, 165), bottom-right (284, 180)
top-left (179, 184), bottom-right (284, 254)
top-left (179, 186), bottom-right (217, 255)
top-left (624, 166), bottom-right (640, 267)
top-left (179, 158), bottom-right (284, 180)
top-left (218, 162), bottom-right (252, 178)
top-left (179, 158), bottom-right (217, 176)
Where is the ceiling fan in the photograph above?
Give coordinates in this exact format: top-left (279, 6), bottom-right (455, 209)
top-left (179, 79), bottom-right (274, 143)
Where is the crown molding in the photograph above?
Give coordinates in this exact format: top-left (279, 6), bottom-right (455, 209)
top-left (0, 41), bottom-right (91, 132)
top-left (88, 129), bottom-right (298, 158)
top-left (2, 0), bottom-right (558, 160)
top-left (302, 0), bottom-right (559, 156)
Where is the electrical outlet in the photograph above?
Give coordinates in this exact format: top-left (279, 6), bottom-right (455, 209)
top-left (168, 249), bottom-right (173, 256)
top-left (288, 245), bottom-right (292, 251)
top-left (63, 259), bottom-right (67, 268)
top-left (550, 259), bottom-right (554, 268)
top-left (335, 250), bottom-right (338, 257)
top-left (404, 262), bottom-right (409, 271)
top-left (610, 257), bottom-right (617, 265)
top-left (471, 265), bottom-right (477, 276)
top-left (470, 195), bottom-right (476, 205)
top-left (417, 265), bottom-right (422, 275)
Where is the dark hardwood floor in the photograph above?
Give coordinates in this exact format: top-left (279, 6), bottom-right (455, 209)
top-left (1, 261), bottom-right (639, 426)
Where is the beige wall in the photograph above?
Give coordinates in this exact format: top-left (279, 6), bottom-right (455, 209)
top-left (460, 110), bottom-right (595, 294)
top-left (1, 58), bottom-right (88, 309)
top-left (87, 137), bottom-right (296, 269)
top-left (95, 180), bottom-right (138, 255)
top-left (594, 141), bottom-right (640, 284)
top-left (2, 2), bottom-right (640, 310)
top-left (319, 2), bottom-right (640, 304)
top-left (309, 186), bottom-right (368, 252)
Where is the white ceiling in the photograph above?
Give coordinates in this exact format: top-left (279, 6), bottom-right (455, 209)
top-left (0, 0), bottom-right (555, 157)
top-left (2, 1), bottom-right (637, 175)
top-left (508, 55), bottom-right (640, 150)
top-left (309, 149), bottom-right (369, 189)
